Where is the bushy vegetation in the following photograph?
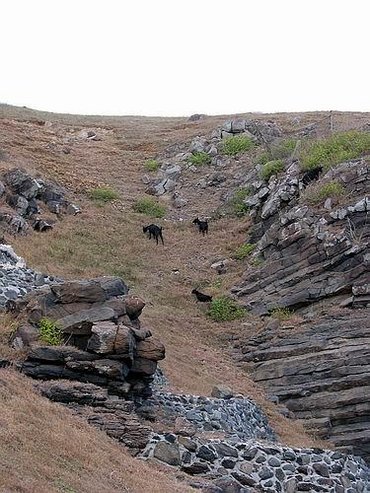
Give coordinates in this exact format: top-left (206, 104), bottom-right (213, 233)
top-left (260, 159), bottom-right (284, 181)
top-left (257, 139), bottom-right (297, 165)
top-left (305, 181), bottom-right (345, 204)
top-left (188, 151), bottom-right (211, 166)
top-left (39, 318), bottom-right (63, 346)
top-left (88, 186), bottom-right (119, 203)
top-left (229, 187), bottom-right (250, 216)
top-left (221, 135), bottom-right (255, 156)
top-left (271, 307), bottom-right (293, 321)
top-left (233, 243), bottom-right (256, 260)
top-left (300, 131), bottom-right (370, 171)
top-left (133, 197), bottom-right (166, 218)
top-left (208, 296), bottom-right (246, 322)
top-left (144, 159), bottom-right (159, 172)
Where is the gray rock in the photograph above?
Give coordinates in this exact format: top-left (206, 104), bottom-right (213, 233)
top-left (153, 441), bottom-right (181, 466)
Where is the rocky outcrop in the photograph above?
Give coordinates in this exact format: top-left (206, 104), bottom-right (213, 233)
top-left (232, 159), bottom-right (369, 314)
top-left (236, 312), bottom-right (370, 462)
top-left (0, 168), bottom-right (80, 235)
top-left (8, 276), bottom-right (165, 399)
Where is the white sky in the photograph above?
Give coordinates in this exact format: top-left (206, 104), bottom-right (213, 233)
top-left (1, 0), bottom-right (369, 116)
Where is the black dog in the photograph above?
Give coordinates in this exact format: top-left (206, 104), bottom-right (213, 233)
top-left (301, 166), bottom-right (323, 187)
top-left (192, 289), bottom-right (212, 302)
top-left (193, 217), bottom-right (208, 236)
top-left (143, 224), bottom-right (164, 245)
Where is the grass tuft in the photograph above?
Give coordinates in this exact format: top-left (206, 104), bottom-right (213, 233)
top-left (88, 187), bottom-right (119, 203)
top-left (188, 151), bottom-right (212, 166)
top-left (304, 181), bottom-right (345, 204)
top-left (260, 159), bottom-right (284, 181)
top-left (271, 307), bottom-right (293, 321)
top-left (221, 135), bottom-right (255, 156)
top-left (229, 187), bottom-right (251, 217)
top-left (133, 197), bottom-right (166, 218)
top-left (144, 159), bottom-right (160, 172)
top-left (208, 296), bottom-right (246, 322)
top-left (233, 243), bottom-right (256, 260)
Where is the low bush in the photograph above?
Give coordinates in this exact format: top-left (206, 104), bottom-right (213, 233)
top-left (260, 159), bottom-right (284, 181)
top-left (229, 187), bottom-right (250, 216)
top-left (233, 243), bottom-right (256, 260)
top-left (39, 318), bottom-right (63, 346)
top-left (221, 135), bottom-right (255, 156)
top-left (188, 151), bottom-right (211, 166)
top-left (144, 159), bottom-right (159, 172)
top-left (89, 187), bottom-right (119, 203)
top-left (208, 296), bottom-right (246, 322)
top-left (257, 139), bottom-right (297, 165)
top-left (133, 197), bottom-right (166, 218)
top-left (300, 131), bottom-right (370, 171)
top-left (305, 181), bottom-right (345, 204)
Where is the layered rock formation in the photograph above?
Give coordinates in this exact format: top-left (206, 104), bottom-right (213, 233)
top-left (8, 276), bottom-right (165, 399)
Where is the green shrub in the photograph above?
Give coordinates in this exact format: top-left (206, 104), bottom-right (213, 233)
top-left (188, 151), bottom-right (211, 166)
top-left (229, 187), bottom-right (250, 216)
top-left (208, 296), bottom-right (246, 322)
top-left (39, 318), bottom-right (63, 346)
top-left (133, 197), bottom-right (166, 218)
top-left (221, 135), bottom-right (255, 156)
top-left (305, 181), bottom-right (345, 204)
top-left (233, 243), bottom-right (256, 260)
top-left (260, 159), bottom-right (284, 180)
top-left (144, 159), bottom-right (159, 172)
top-left (88, 187), bottom-right (119, 203)
top-left (271, 307), bottom-right (293, 321)
top-left (300, 131), bottom-right (370, 171)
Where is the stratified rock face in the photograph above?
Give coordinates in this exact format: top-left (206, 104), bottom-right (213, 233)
top-left (9, 277), bottom-right (165, 400)
top-left (237, 312), bottom-right (370, 461)
top-left (232, 160), bottom-right (369, 315)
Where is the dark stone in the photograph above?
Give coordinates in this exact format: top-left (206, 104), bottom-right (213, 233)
top-left (153, 441), bottom-right (180, 466)
top-left (231, 472), bottom-right (256, 487)
top-left (181, 462), bottom-right (210, 475)
top-left (197, 445), bottom-right (217, 462)
top-left (312, 462), bottom-right (330, 477)
top-left (212, 443), bottom-right (239, 458)
top-left (258, 467), bottom-right (273, 480)
top-left (221, 459), bottom-right (236, 469)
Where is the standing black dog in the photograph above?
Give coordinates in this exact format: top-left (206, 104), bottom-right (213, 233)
top-left (193, 217), bottom-right (208, 236)
top-left (143, 224), bottom-right (164, 245)
top-left (191, 289), bottom-right (212, 302)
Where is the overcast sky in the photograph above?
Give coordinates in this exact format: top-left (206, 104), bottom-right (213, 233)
top-left (1, 0), bottom-right (368, 116)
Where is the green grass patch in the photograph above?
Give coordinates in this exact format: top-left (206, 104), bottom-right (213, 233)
top-left (229, 187), bottom-right (250, 217)
top-left (221, 135), bottom-right (255, 156)
top-left (208, 296), bottom-right (246, 322)
top-left (39, 318), bottom-right (63, 346)
top-left (233, 243), bottom-right (256, 260)
top-left (271, 307), bottom-right (293, 321)
top-left (260, 159), bottom-right (284, 181)
top-left (300, 131), bottom-right (370, 171)
top-left (188, 151), bottom-right (212, 166)
top-left (88, 186), bottom-right (119, 203)
top-left (144, 159), bottom-right (160, 172)
top-left (133, 197), bottom-right (166, 218)
top-left (305, 181), bottom-right (345, 204)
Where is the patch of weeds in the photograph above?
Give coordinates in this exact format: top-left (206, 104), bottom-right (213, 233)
top-left (208, 296), bottom-right (246, 322)
top-left (88, 186), bottom-right (119, 203)
top-left (250, 256), bottom-right (264, 267)
top-left (144, 159), bottom-right (159, 172)
top-left (257, 139), bottom-right (297, 165)
top-left (39, 318), bottom-right (63, 346)
top-left (233, 243), bottom-right (256, 260)
top-left (271, 307), bottom-right (293, 321)
top-left (133, 197), bottom-right (166, 218)
top-left (221, 135), bottom-right (255, 156)
top-left (210, 278), bottom-right (223, 289)
top-left (188, 151), bottom-right (212, 166)
top-left (305, 181), bottom-right (345, 204)
top-left (260, 159), bottom-right (284, 181)
top-left (229, 187), bottom-right (251, 217)
top-left (300, 131), bottom-right (370, 171)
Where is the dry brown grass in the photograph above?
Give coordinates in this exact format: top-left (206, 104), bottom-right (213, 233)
top-left (0, 370), bottom-right (195, 493)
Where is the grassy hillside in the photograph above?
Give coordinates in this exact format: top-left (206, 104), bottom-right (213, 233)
top-left (1, 106), bottom-right (368, 491)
